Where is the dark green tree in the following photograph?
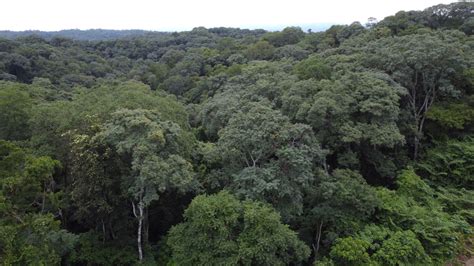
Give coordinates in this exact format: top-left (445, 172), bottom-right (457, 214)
top-left (365, 32), bottom-right (469, 159)
top-left (99, 109), bottom-right (195, 261)
top-left (217, 103), bottom-right (325, 220)
top-left (0, 82), bottom-right (32, 141)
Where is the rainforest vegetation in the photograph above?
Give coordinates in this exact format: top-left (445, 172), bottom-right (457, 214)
top-left (0, 2), bottom-right (473, 265)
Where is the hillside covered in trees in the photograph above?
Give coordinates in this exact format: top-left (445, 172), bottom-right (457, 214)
top-left (0, 2), bottom-right (473, 265)
top-left (0, 29), bottom-right (160, 41)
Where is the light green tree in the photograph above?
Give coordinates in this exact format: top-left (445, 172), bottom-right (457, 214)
top-left (167, 191), bottom-right (310, 265)
top-left (0, 140), bottom-right (77, 264)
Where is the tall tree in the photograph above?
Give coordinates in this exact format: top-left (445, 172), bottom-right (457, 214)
top-left (99, 109), bottom-right (195, 261)
top-left (365, 32), bottom-right (468, 159)
top-left (217, 103), bottom-right (325, 220)
top-left (282, 72), bottom-right (406, 178)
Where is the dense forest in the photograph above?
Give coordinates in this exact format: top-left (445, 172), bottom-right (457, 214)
top-left (0, 29), bottom-right (158, 41)
top-left (0, 2), bottom-right (473, 265)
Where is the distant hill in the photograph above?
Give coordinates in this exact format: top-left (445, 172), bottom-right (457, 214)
top-left (0, 24), bottom-right (335, 41)
top-left (0, 29), bottom-right (164, 41)
top-left (262, 23), bottom-right (333, 32)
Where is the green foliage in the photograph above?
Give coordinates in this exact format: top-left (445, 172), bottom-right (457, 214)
top-left (263, 27), bottom-right (305, 47)
top-left (274, 44), bottom-right (310, 60)
top-left (0, 140), bottom-right (61, 217)
top-left (70, 232), bottom-right (137, 265)
top-left (435, 186), bottom-right (474, 223)
top-left (0, 214), bottom-right (77, 265)
top-left (293, 55), bottom-right (331, 80)
top-left (282, 71), bottom-right (406, 178)
top-left (29, 80), bottom-right (189, 157)
top-left (198, 60), bottom-right (296, 139)
top-left (67, 121), bottom-right (126, 233)
top-left (329, 226), bottom-right (431, 265)
top-left (427, 102), bottom-right (474, 130)
top-left (377, 2), bottom-right (474, 35)
top-left (364, 30), bottom-right (469, 159)
top-left (376, 168), bottom-right (471, 262)
top-left (285, 72), bottom-right (405, 149)
top-left (372, 230), bottom-right (430, 265)
top-left (167, 191), bottom-right (310, 265)
top-left (217, 103), bottom-right (324, 220)
top-left (308, 170), bottom-right (380, 232)
top-left (0, 5), bottom-right (472, 264)
top-left (245, 40), bottom-right (275, 60)
top-left (0, 82), bottom-right (32, 140)
top-left (99, 108), bottom-right (195, 206)
top-left (0, 141), bottom-right (76, 264)
top-left (417, 138), bottom-right (474, 188)
top-left (329, 236), bottom-right (371, 265)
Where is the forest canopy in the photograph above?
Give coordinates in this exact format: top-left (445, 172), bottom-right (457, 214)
top-left (0, 2), bottom-right (473, 265)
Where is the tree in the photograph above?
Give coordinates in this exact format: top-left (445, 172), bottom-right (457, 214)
top-left (0, 214), bottom-right (77, 265)
top-left (217, 103), bottom-right (325, 220)
top-left (372, 230), bottom-right (430, 265)
top-left (263, 27), bottom-right (305, 47)
top-left (167, 191), bottom-right (310, 265)
top-left (245, 40), bottom-right (275, 60)
top-left (274, 44), bottom-right (310, 60)
top-left (426, 100), bottom-right (474, 130)
top-left (284, 72), bottom-right (405, 149)
top-left (293, 55), bottom-right (331, 80)
top-left (0, 140), bottom-right (62, 219)
top-left (417, 137), bottom-right (474, 188)
top-left (376, 168), bottom-right (470, 262)
top-left (159, 49), bottom-right (185, 68)
top-left (68, 119), bottom-right (126, 242)
top-left (303, 169), bottom-right (380, 260)
top-left (365, 32), bottom-right (468, 159)
top-left (0, 141), bottom-right (77, 264)
top-left (0, 4), bottom-right (472, 264)
top-left (328, 226), bottom-right (431, 265)
top-left (29, 80), bottom-right (189, 158)
top-left (329, 236), bottom-right (371, 265)
top-left (198, 60), bottom-right (296, 140)
top-left (161, 74), bottom-right (194, 96)
top-left (282, 72), bottom-right (406, 178)
top-left (423, 3), bottom-right (474, 31)
top-left (99, 109), bottom-right (195, 261)
top-left (0, 82), bottom-right (32, 141)
top-left (1, 53), bottom-right (32, 82)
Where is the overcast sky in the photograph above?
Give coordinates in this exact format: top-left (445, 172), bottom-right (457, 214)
top-left (1, 0), bottom-right (454, 31)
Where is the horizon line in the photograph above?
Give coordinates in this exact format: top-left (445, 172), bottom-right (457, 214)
top-left (0, 22), bottom-right (348, 33)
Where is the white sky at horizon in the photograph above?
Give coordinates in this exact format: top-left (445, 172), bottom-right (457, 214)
top-left (0, 0), bottom-right (454, 31)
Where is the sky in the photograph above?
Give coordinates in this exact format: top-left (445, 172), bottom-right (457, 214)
top-left (0, 0), bottom-right (454, 31)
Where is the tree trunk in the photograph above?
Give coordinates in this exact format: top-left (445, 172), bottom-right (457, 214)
top-left (109, 220), bottom-right (117, 240)
top-left (144, 207), bottom-right (149, 246)
top-left (41, 181), bottom-right (46, 213)
top-left (137, 203), bottom-right (144, 261)
top-left (315, 221), bottom-right (323, 255)
top-left (312, 221), bottom-right (323, 264)
top-left (101, 218), bottom-right (106, 243)
top-left (413, 134), bottom-right (419, 161)
top-left (413, 112), bottom-right (428, 161)
top-left (132, 200), bottom-right (144, 261)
